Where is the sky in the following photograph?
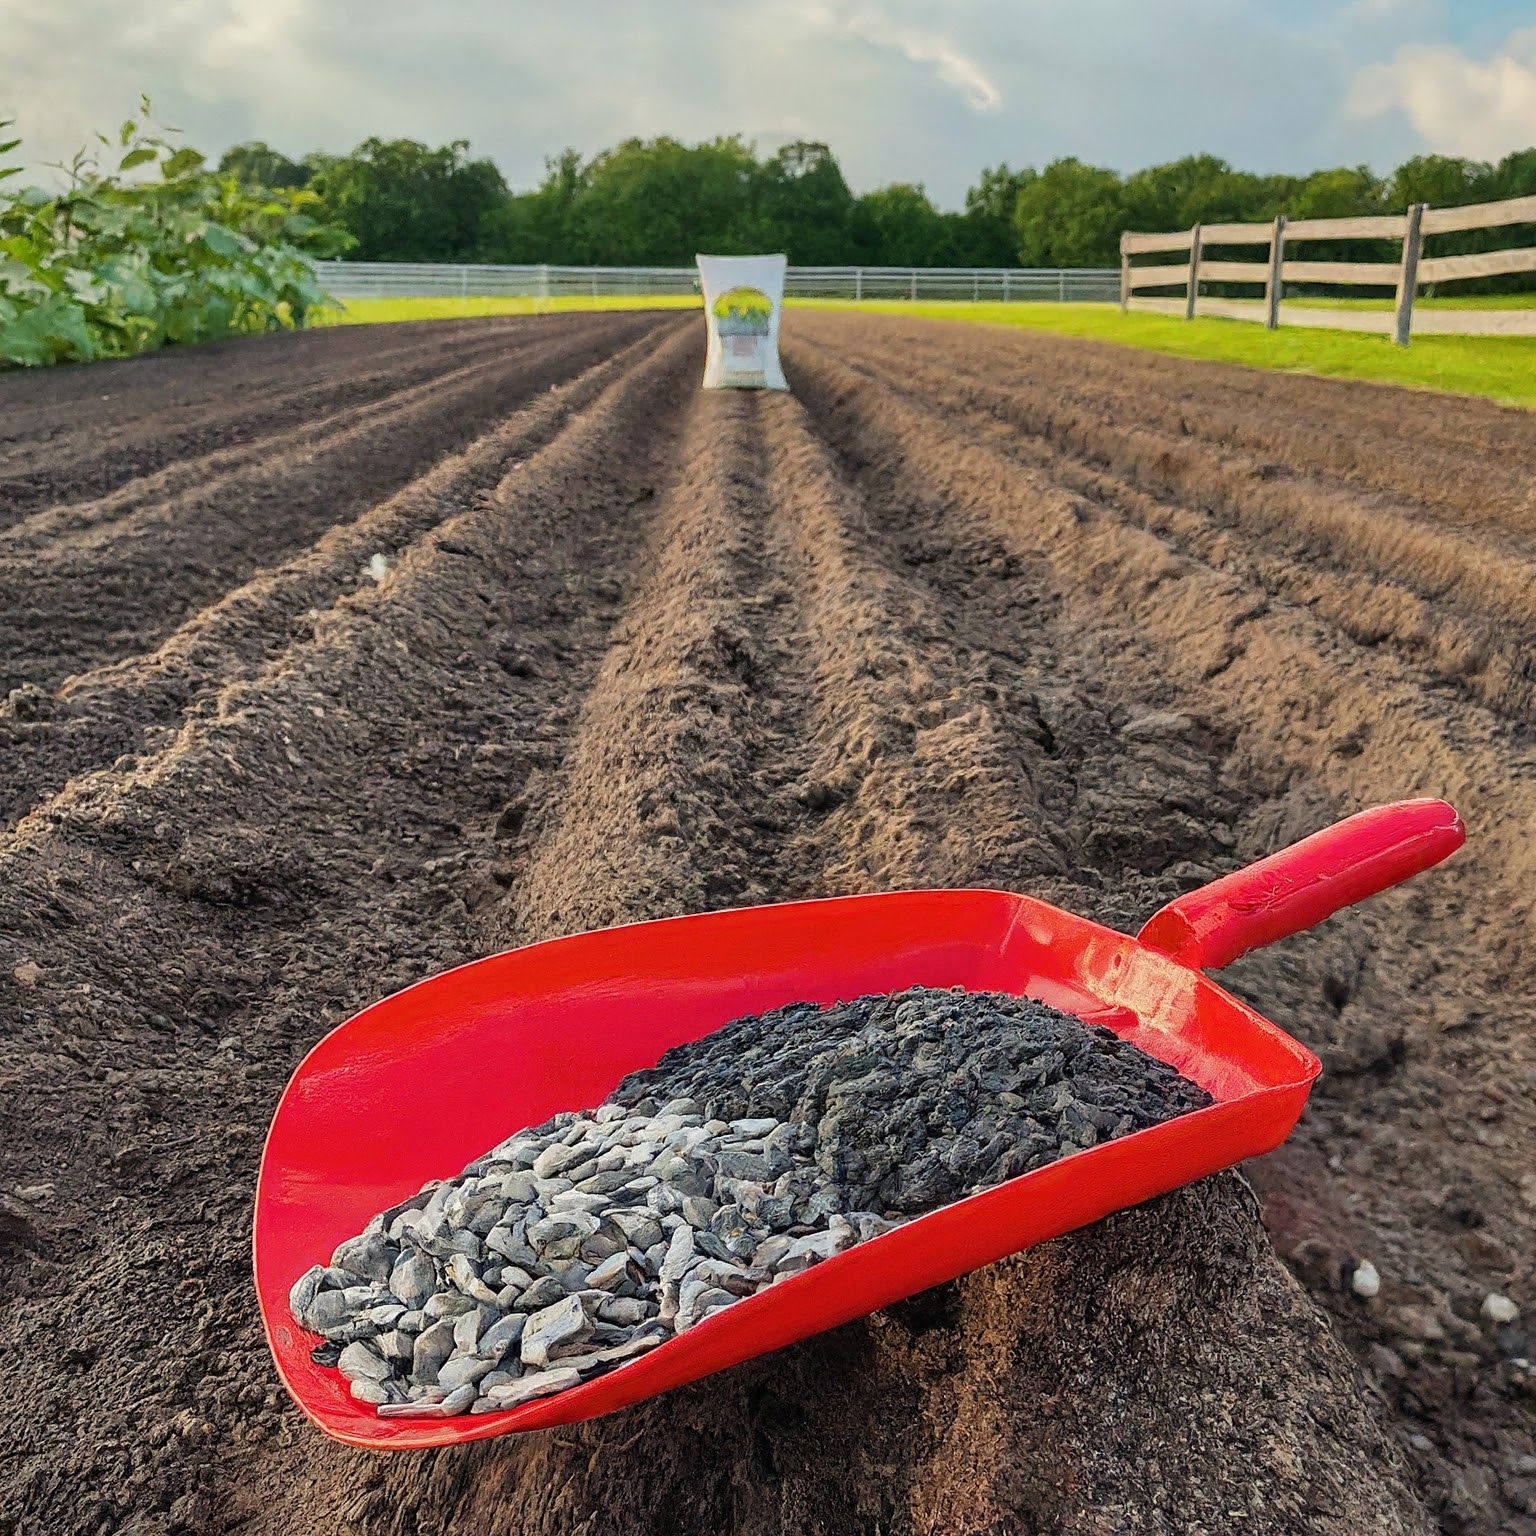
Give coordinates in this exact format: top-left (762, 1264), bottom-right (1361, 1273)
top-left (3, 0), bottom-right (1536, 206)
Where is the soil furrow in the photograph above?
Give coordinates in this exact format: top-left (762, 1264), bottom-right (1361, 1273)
top-left (0, 314), bottom-right (673, 695)
top-left (0, 316), bottom-right (606, 521)
top-left (494, 385), bottom-right (809, 947)
top-left (824, 329), bottom-right (1536, 728)
top-left (778, 356), bottom-right (1241, 926)
top-left (753, 388), bottom-right (1074, 899)
top-left (0, 321), bottom-right (689, 832)
top-left (787, 328), bottom-right (1536, 967)
top-left (0, 321), bottom-right (598, 553)
top-left (817, 316), bottom-right (1536, 547)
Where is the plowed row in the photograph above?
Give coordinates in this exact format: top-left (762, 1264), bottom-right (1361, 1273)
top-left (1, 312), bottom-right (1531, 1535)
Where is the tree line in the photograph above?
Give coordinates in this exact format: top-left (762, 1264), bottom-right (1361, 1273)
top-left (220, 134), bottom-right (1536, 273)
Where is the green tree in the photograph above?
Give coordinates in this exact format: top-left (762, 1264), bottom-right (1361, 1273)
top-left (1120, 155), bottom-right (1306, 234)
top-left (192, 129), bottom-right (1536, 280)
top-left (1291, 165), bottom-right (1387, 220)
top-left (1124, 154), bottom-right (1228, 231)
top-left (756, 141), bottom-right (855, 263)
top-left (309, 138), bottom-right (508, 260)
top-left (1390, 154), bottom-right (1495, 211)
top-left (849, 183), bottom-right (959, 265)
top-left (1391, 153), bottom-right (1527, 296)
top-left (1495, 148), bottom-right (1536, 200)
top-left (218, 141), bottom-right (311, 190)
top-left (962, 163), bottom-right (1035, 265)
top-left (482, 148), bottom-right (585, 263)
top-left (1281, 166), bottom-right (1394, 278)
top-left (1014, 158), bottom-right (1124, 266)
top-left (559, 135), bottom-right (763, 264)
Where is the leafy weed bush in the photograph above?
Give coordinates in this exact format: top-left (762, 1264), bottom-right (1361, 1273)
top-left (0, 99), bottom-right (353, 368)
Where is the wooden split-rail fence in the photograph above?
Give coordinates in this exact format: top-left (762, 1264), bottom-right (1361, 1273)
top-left (1120, 194), bottom-right (1536, 343)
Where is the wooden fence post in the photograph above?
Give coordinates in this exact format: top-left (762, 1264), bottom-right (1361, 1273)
top-left (1184, 225), bottom-right (1203, 320)
top-left (1394, 201), bottom-right (1426, 347)
top-left (1264, 215), bottom-right (1287, 329)
top-left (1119, 235), bottom-right (1130, 313)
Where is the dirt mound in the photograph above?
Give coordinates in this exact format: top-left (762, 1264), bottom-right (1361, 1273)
top-left (1, 310), bottom-right (1531, 1534)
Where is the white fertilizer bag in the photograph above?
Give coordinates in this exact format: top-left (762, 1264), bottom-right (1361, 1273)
top-left (696, 254), bottom-right (788, 391)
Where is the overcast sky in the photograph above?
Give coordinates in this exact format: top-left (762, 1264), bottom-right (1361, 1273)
top-left (4, 0), bottom-right (1535, 206)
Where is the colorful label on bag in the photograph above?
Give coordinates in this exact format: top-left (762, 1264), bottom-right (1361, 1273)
top-left (697, 257), bottom-right (788, 392)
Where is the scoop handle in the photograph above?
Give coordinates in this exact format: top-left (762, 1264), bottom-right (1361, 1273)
top-left (1136, 798), bottom-right (1463, 971)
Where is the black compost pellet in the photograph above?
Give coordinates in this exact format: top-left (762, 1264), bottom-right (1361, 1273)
top-left (612, 986), bottom-right (1212, 1215)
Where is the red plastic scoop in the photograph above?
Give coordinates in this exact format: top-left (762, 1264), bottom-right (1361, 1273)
top-left (255, 798), bottom-right (1463, 1449)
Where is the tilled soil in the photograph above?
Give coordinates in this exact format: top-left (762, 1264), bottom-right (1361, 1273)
top-left (0, 310), bottom-right (1532, 1534)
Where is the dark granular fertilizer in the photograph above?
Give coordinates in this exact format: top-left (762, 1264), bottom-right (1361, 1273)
top-left (612, 985), bottom-right (1213, 1215)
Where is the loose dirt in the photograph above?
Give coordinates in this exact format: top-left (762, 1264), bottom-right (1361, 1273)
top-left (0, 311), bottom-right (1531, 1534)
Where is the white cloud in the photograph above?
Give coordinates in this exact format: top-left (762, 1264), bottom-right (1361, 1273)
top-left (1348, 26), bottom-right (1536, 160)
top-left (790, 0), bottom-right (1002, 112)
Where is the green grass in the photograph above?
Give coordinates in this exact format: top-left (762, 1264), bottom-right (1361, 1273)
top-left (310, 294), bottom-right (699, 325)
top-left (314, 293), bottom-right (1536, 409)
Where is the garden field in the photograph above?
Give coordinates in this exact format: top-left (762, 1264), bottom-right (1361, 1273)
top-left (1, 311), bottom-right (1532, 1533)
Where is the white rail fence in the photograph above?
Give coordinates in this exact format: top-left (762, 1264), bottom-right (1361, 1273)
top-left (1121, 194), bottom-right (1536, 343)
top-left (318, 261), bottom-right (1122, 304)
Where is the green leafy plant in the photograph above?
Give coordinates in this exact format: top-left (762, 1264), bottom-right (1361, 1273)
top-left (0, 98), bottom-right (354, 368)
